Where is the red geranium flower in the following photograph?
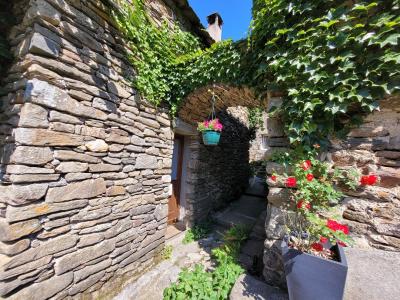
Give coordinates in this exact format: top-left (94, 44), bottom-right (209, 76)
top-left (337, 241), bottom-right (347, 247)
top-left (286, 177), bottom-right (297, 188)
top-left (306, 173), bottom-right (314, 181)
top-left (360, 175), bottom-right (369, 185)
top-left (296, 200), bottom-right (303, 209)
top-left (341, 224), bottom-right (349, 235)
top-left (327, 219), bottom-right (349, 235)
top-left (297, 200), bottom-right (311, 210)
top-left (320, 236), bottom-right (328, 244)
top-left (360, 174), bottom-right (378, 186)
top-left (327, 219), bottom-right (341, 231)
top-left (311, 243), bottom-right (323, 252)
top-left (367, 175), bottom-right (378, 185)
top-left (270, 175), bottom-right (277, 182)
top-left (301, 160), bottom-right (312, 171)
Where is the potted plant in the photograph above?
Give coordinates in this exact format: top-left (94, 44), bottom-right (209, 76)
top-left (269, 149), bottom-right (378, 300)
top-left (197, 118), bottom-right (223, 146)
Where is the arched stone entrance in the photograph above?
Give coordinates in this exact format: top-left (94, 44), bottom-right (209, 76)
top-left (167, 83), bottom-right (266, 231)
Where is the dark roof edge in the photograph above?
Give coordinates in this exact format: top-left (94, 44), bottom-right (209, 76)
top-left (168, 0), bottom-right (214, 46)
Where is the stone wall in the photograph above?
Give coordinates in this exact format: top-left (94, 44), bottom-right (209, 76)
top-left (0, 0), bottom-right (199, 298)
top-left (262, 95), bottom-right (400, 288)
top-left (183, 107), bottom-right (252, 224)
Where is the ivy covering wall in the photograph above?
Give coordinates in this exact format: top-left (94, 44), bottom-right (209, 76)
top-left (113, 0), bottom-right (400, 148)
top-left (113, 0), bottom-right (243, 114)
top-left (250, 0), bottom-right (400, 147)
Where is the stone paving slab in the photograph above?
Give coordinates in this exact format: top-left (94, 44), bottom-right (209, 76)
top-left (230, 274), bottom-right (288, 300)
top-left (214, 195), bottom-right (266, 229)
top-left (246, 177), bottom-right (268, 198)
top-left (344, 247), bottom-right (400, 300)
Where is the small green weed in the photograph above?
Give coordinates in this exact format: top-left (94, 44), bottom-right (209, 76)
top-left (164, 224), bottom-right (248, 300)
top-left (182, 222), bottom-right (212, 244)
top-left (161, 245), bottom-right (173, 260)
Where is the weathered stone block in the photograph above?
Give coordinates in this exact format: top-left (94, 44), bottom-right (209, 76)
top-left (70, 207), bottom-right (111, 222)
top-left (25, 0), bottom-right (61, 26)
top-left (29, 32), bottom-right (60, 58)
top-left (6, 200), bottom-right (88, 222)
top-left (49, 110), bottom-right (82, 124)
top-left (4, 235), bottom-right (78, 270)
top-left (7, 272), bottom-right (73, 300)
top-left (348, 125), bottom-right (389, 138)
top-left (93, 97), bottom-right (117, 113)
top-left (46, 178), bottom-right (106, 203)
top-left (107, 81), bottom-right (131, 98)
top-left (14, 128), bottom-right (84, 146)
top-left (54, 150), bottom-right (100, 163)
top-left (8, 174), bottom-right (59, 183)
top-left (74, 259), bottom-right (111, 283)
top-left (85, 139), bottom-right (109, 152)
top-left (0, 219), bottom-right (41, 242)
top-left (267, 188), bottom-right (291, 208)
top-left (0, 183), bottom-right (48, 206)
top-left (4, 146), bottom-right (53, 166)
top-left (56, 162), bottom-right (89, 173)
top-left (106, 185), bottom-right (126, 196)
top-left (65, 172), bottom-right (92, 182)
top-left (24, 79), bottom-right (107, 121)
top-left (19, 103), bottom-right (49, 128)
top-left (60, 21), bottom-right (103, 53)
top-left (55, 240), bottom-right (115, 275)
top-left (0, 239), bottom-right (30, 256)
top-left (68, 270), bottom-right (105, 295)
top-left (5, 165), bottom-right (54, 174)
top-left (88, 163), bottom-right (122, 172)
top-left (135, 154), bottom-right (158, 169)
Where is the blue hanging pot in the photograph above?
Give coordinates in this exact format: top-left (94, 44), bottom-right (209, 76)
top-left (202, 130), bottom-right (221, 146)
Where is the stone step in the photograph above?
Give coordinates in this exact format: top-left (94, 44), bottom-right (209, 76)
top-left (214, 195), bottom-right (267, 230)
top-left (245, 176), bottom-right (267, 198)
top-left (230, 274), bottom-right (288, 300)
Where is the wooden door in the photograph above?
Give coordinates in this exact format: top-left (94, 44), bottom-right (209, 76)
top-left (168, 135), bottom-right (184, 224)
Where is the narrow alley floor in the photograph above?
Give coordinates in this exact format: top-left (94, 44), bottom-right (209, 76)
top-left (113, 177), bottom-right (289, 300)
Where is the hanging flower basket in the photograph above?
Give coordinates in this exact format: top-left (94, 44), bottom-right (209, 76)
top-left (197, 119), bottom-right (223, 146)
top-left (202, 130), bottom-right (221, 145)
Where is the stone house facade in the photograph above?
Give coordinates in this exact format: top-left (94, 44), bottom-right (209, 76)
top-left (0, 0), bottom-right (254, 298)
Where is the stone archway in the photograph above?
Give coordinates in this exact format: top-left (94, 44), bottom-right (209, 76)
top-left (177, 84), bottom-right (263, 125)
top-left (169, 83), bottom-right (267, 227)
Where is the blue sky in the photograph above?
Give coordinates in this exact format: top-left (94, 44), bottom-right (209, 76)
top-left (188, 0), bottom-right (252, 41)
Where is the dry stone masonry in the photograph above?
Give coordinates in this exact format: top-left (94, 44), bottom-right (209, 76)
top-left (0, 0), bottom-right (201, 298)
top-left (182, 107), bottom-right (252, 224)
top-left (261, 95), bottom-right (400, 288)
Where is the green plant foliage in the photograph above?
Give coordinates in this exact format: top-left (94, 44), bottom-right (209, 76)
top-left (182, 223), bottom-right (212, 244)
top-left (164, 224), bottom-right (247, 300)
top-left (250, 0), bottom-right (400, 148)
top-left (248, 107), bottom-right (264, 130)
top-left (161, 245), bottom-right (173, 260)
top-left (113, 0), bottom-right (244, 113)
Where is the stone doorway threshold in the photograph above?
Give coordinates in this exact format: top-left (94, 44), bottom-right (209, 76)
top-left (165, 221), bottom-right (186, 241)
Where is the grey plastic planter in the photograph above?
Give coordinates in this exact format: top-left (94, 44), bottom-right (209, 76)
top-left (281, 240), bottom-right (348, 300)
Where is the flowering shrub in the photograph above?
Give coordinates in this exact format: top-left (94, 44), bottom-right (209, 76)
top-left (270, 149), bottom-right (379, 259)
top-left (197, 118), bottom-right (223, 132)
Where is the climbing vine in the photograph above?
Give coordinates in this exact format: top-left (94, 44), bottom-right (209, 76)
top-left (250, 0), bottom-right (400, 148)
top-left (113, 0), bottom-right (243, 113)
top-left (113, 0), bottom-right (399, 148)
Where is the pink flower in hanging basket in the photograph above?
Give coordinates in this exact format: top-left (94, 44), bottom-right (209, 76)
top-left (197, 118), bottom-right (224, 132)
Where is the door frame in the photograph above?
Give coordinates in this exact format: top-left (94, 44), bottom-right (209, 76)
top-left (168, 134), bottom-right (185, 224)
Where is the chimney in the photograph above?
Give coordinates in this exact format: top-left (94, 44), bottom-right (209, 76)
top-left (206, 13), bottom-right (223, 42)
